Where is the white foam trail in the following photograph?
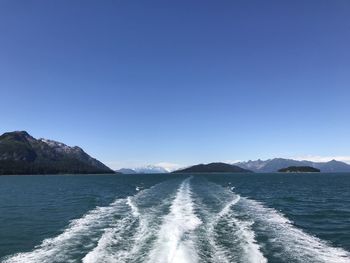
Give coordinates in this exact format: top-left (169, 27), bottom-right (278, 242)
top-left (217, 195), bottom-right (240, 219)
top-left (241, 198), bottom-right (350, 263)
top-left (127, 196), bottom-right (140, 217)
top-left (205, 196), bottom-right (241, 263)
top-left (227, 216), bottom-right (267, 263)
top-left (147, 178), bottom-right (201, 263)
top-left (82, 197), bottom-right (146, 263)
top-left (204, 194), bottom-right (266, 263)
top-left (3, 180), bottom-right (179, 263)
top-left (82, 215), bottom-right (137, 263)
top-left (83, 180), bottom-right (181, 263)
top-left (2, 198), bottom-right (129, 263)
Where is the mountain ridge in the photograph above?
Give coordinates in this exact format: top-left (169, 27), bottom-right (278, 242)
top-left (172, 162), bottom-right (252, 173)
top-left (0, 131), bottom-right (115, 175)
top-left (118, 158), bottom-right (350, 174)
top-left (235, 158), bottom-right (350, 173)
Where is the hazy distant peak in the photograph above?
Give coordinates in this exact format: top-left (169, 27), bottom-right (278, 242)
top-left (133, 165), bottom-right (168, 174)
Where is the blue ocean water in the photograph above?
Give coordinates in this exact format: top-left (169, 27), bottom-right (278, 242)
top-left (0, 173), bottom-right (349, 262)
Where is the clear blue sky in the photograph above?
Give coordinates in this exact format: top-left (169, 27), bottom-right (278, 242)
top-left (1, 0), bottom-right (350, 169)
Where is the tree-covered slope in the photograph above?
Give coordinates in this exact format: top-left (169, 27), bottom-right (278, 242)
top-left (173, 162), bottom-right (252, 173)
top-left (0, 131), bottom-right (115, 175)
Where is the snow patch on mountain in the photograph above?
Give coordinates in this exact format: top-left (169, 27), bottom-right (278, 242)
top-left (133, 165), bottom-right (169, 173)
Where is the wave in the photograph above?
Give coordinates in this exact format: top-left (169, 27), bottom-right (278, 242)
top-left (81, 197), bottom-right (141, 263)
top-left (195, 182), bottom-right (266, 263)
top-left (82, 190), bottom-right (173, 263)
top-left (147, 177), bottom-right (202, 263)
top-left (2, 179), bottom-right (180, 263)
top-left (81, 179), bottom-right (184, 263)
top-left (2, 198), bottom-right (129, 263)
top-left (3, 177), bottom-right (350, 263)
top-left (201, 195), bottom-right (240, 263)
top-left (238, 197), bottom-right (350, 263)
top-left (217, 213), bottom-right (267, 263)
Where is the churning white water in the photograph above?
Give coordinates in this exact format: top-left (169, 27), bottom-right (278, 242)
top-left (3, 177), bottom-right (350, 263)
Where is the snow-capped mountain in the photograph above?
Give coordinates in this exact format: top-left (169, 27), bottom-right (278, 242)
top-left (39, 138), bottom-right (80, 154)
top-left (116, 165), bottom-right (170, 174)
top-left (0, 131), bottom-right (114, 174)
top-left (134, 165), bottom-right (169, 174)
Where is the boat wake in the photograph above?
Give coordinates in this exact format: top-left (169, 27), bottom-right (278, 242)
top-left (2, 177), bottom-right (350, 263)
top-left (237, 197), bottom-right (350, 263)
top-left (147, 177), bottom-right (201, 263)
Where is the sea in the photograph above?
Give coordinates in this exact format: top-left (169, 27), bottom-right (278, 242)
top-left (0, 173), bottom-right (350, 263)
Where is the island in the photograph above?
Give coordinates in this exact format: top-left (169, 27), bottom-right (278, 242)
top-left (172, 162), bottom-right (252, 173)
top-left (278, 166), bottom-right (320, 173)
top-left (0, 131), bottom-right (116, 175)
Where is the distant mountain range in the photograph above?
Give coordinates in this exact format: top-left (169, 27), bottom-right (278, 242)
top-left (0, 131), bottom-right (115, 175)
top-left (234, 158), bottom-right (350, 173)
top-left (172, 162), bottom-right (252, 173)
top-left (117, 158), bottom-right (350, 174)
top-left (2, 131), bottom-right (349, 175)
top-left (116, 165), bottom-right (168, 174)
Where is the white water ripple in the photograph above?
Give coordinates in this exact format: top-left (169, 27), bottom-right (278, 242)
top-left (3, 178), bottom-right (350, 263)
top-left (203, 190), bottom-right (266, 263)
top-left (82, 196), bottom-right (152, 263)
top-left (2, 198), bottom-right (129, 263)
top-left (205, 196), bottom-right (241, 263)
top-left (147, 177), bottom-right (202, 263)
top-left (223, 215), bottom-right (267, 263)
top-left (239, 197), bottom-right (350, 263)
